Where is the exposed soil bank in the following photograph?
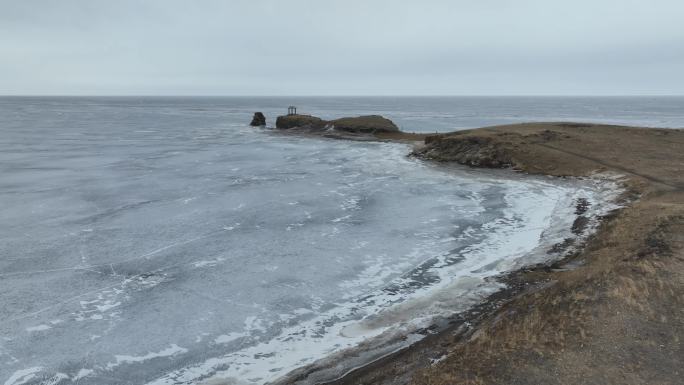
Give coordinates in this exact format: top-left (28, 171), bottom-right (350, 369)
top-left (324, 122), bottom-right (684, 385)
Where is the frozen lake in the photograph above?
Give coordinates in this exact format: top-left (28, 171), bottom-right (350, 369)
top-left (0, 97), bottom-right (624, 385)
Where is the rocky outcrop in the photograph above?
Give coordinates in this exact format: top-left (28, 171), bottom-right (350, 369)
top-left (250, 112), bottom-right (266, 126)
top-left (274, 114), bottom-right (399, 134)
top-left (275, 114), bottom-right (327, 130)
top-left (329, 115), bottom-right (399, 133)
top-left (412, 134), bottom-right (514, 168)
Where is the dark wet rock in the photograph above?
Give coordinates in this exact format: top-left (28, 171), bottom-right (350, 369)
top-left (250, 112), bottom-right (266, 126)
top-left (412, 135), bottom-right (514, 168)
top-left (275, 114), bottom-right (327, 130)
top-left (571, 215), bottom-right (589, 235)
top-left (575, 198), bottom-right (590, 215)
top-left (548, 237), bottom-right (575, 254)
top-left (329, 115), bottom-right (399, 133)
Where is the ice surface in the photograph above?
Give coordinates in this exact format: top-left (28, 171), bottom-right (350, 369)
top-left (0, 98), bottom-right (622, 385)
top-left (3, 367), bottom-right (43, 385)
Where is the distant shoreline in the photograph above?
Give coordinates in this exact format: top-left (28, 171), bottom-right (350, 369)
top-left (266, 121), bottom-right (684, 385)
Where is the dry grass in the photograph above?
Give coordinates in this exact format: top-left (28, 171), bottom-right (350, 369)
top-left (411, 195), bottom-right (684, 383)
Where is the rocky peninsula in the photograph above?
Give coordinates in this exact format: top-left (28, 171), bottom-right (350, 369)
top-left (251, 112), bottom-right (402, 140)
top-left (275, 113), bottom-right (399, 133)
top-left (254, 115), bottom-right (684, 385)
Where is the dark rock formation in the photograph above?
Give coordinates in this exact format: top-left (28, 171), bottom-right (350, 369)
top-left (274, 113), bottom-right (399, 134)
top-left (412, 134), bottom-right (514, 168)
top-left (275, 114), bottom-right (327, 130)
top-left (329, 115), bottom-right (399, 133)
top-left (250, 112), bottom-right (266, 126)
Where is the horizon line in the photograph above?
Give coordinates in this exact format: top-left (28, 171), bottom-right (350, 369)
top-left (1, 94), bottom-right (684, 98)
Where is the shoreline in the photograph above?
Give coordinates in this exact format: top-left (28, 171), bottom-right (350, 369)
top-left (260, 121), bottom-right (684, 385)
top-left (271, 170), bottom-right (625, 385)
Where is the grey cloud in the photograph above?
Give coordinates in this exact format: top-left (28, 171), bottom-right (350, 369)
top-left (1, 0), bottom-right (682, 95)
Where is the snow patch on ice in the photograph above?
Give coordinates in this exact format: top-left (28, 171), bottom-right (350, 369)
top-left (192, 257), bottom-right (226, 268)
top-left (73, 369), bottom-right (93, 381)
top-left (107, 344), bottom-right (188, 369)
top-left (25, 325), bottom-right (51, 332)
top-left (4, 367), bottom-right (43, 385)
top-left (215, 332), bottom-right (247, 344)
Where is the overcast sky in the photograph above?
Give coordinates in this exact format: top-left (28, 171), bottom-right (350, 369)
top-left (1, 0), bottom-right (683, 95)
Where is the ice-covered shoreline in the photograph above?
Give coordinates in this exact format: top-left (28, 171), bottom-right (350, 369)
top-left (1, 132), bottom-right (624, 385)
top-left (272, 174), bottom-right (625, 385)
top-left (142, 168), bottom-right (624, 385)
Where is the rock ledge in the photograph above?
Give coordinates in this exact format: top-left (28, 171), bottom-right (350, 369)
top-left (274, 114), bottom-right (399, 133)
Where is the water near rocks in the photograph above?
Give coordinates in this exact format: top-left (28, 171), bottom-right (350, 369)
top-left (0, 97), bottom-right (649, 384)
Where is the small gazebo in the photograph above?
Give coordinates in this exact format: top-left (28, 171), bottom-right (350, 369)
top-left (287, 106), bottom-right (297, 115)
